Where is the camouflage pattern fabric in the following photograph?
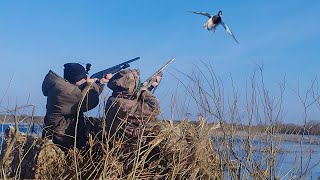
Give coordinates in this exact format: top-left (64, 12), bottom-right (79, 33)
top-left (105, 69), bottom-right (160, 142)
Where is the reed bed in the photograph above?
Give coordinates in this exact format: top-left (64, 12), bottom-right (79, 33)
top-left (1, 64), bottom-right (320, 179)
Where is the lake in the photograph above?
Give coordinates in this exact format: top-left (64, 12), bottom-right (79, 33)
top-left (0, 123), bottom-right (42, 144)
top-left (276, 140), bottom-right (320, 179)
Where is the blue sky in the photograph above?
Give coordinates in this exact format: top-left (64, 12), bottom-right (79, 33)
top-left (0, 1), bottom-right (320, 123)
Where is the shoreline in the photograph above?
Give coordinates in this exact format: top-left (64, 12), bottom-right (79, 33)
top-left (1, 123), bottom-right (319, 146)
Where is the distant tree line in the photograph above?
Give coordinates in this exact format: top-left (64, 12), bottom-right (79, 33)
top-left (1, 115), bottom-right (320, 135)
top-left (275, 121), bottom-right (320, 135)
top-left (0, 114), bottom-right (43, 124)
top-left (240, 121), bottom-right (320, 135)
top-left (183, 120), bottom-right (320, 136)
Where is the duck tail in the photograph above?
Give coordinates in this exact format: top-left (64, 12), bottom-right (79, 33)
top-left (203, 24), bottom-right (209, 30)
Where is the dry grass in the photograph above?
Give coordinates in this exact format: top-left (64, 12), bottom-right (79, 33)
top-left (0, 117), bottom-right (222, 179)
top-left (1, 64), bottom-right (320, 179)
top-left (0, 113), bottom-right (319, 179)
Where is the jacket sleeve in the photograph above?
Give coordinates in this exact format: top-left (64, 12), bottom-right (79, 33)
top-left (78, 82), bottom-right (104, 112)
top-left (62, 82), bottom-right (103, 115)
top-left (138, 90), bottom-right (160, 122)
top-left (60, 82), bottom-right (103, 115)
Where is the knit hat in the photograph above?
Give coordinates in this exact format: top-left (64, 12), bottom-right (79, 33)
top-left (63, 63), bottom-right (87, 83)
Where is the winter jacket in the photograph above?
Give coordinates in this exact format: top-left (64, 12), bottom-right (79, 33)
top-left (42, 70), bottom-right (103, 149)
top-left (105, 69), bottom-right (160, 141)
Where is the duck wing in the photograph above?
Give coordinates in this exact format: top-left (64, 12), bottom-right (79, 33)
top-left (189, 11), bottom-right (212, 18)
top-left (221, 21), bottom-right (239, 44)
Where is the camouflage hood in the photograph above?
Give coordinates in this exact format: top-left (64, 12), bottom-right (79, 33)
top-left (107, 69), bottom-right (140, 97)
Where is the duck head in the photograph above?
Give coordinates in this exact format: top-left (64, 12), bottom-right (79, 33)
top-left (218, 11), bottom-right (222, 17)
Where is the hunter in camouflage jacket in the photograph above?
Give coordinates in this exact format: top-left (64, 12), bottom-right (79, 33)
top-left (105, 69), bottom-right (160, 143)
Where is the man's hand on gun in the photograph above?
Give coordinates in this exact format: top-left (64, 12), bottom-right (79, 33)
top-left (99, 73), bottom-right (113, 84)
top-left (141, 74), bottom-right (162, 91)
top-left (86, 73), bottom-right (113, 84)
top-left (151, 75), bottom-right (162, 87)
top-left (139, 58), bottom-right (174, 93)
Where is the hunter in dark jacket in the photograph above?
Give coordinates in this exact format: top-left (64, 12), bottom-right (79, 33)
top-left (105, 69), bottom-right (161, 144)
top-left (42, 63), bottom-right (112, 150)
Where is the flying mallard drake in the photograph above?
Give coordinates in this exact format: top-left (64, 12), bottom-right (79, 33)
top-left (190, 10), bottom-right (239, 44)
